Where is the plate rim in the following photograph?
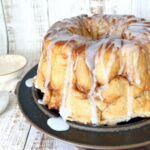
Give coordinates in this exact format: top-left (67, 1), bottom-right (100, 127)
top-left (32, 86), bottom-right (150, 133)
top-left (16, 65), bottom-right (150, 150)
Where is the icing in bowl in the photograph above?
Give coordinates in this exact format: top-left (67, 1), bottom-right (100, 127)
top-left (0, 55), bottom-right (27, 76)
top-left (0, 55), bottom-right (27, 83)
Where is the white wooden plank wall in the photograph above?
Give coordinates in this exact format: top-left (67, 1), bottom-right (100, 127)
top-left (48, 0), bottom-right (90, 25)
top-left (0, 0), bottom-right (150, 149)
top-left (0, 0), bottom-right (7, 55)
top-left (1, 0), bottom-right (49, 69)
top-left (104, 0), bottom-right (150, 19)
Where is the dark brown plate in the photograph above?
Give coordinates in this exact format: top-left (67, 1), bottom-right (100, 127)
top-left (17, 65), bottom-right (150, 149)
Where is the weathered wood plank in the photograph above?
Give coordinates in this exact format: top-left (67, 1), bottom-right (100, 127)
top-left (104, 0), bottom-right (150, 19)
top-left (48, 0), bottom-right (90, 25)
top-left (0, 1), bottom-right (7, 55)
top-left (104, 0), bottom-right (132, 15)
top-left (25, 126), bottom-right (150, 150)
top-left (0, 93), bottom-right (31, 150)
top-left (89, 0), bottom-right (150, 20)
top-left (48, 0), bottom-right (150, 26)
top-left (1, 0), bottom-right (49, 68)
top-left (24, 126), bottom-right (78, 150)
top-left (131, 0), bottom-right (150, 19)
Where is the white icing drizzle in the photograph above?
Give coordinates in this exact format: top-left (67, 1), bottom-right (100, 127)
top-left (88, 70), bottom-right (98, 125)
top-left (99, 39), bottom-right (118, 84)
top-left (73, 53), bottom-right (78, 70)
top-left (34, 82), bottom-right (39, 89)
top-left (60, 44), bottom-right (73, 120)
top-left (120, 43), bottom-right (129, 75)
top-left (42, 43), bottom-right (54, 104)
top-left (126, 46), bottom-right (133, 83)
top-left (96, 89), bottom-right (104, 101)
top-left (47, 117), bottom-right (70, 131)
top-left (118, 46), bottom-right (125, 75)
top-left (85, 41), bottom-right (106, 125)
top-left (133, 48), bottom-right (141, 85)
top-left (38, 99), bottom-right (45, 105)
top-left (99, 40), bottom-right (110, 84)
top-left (127, 86), bottom-right (134, 118)
top-left (118, 43), bottom-right (140, 84)
top-left (66, 58), bottom-right (73, 109)
top-left (124, 23), bottom-right (150, 44)
top-left (46, 43), bottom-right (54, 86)
top-left (86, 41), bottom-right (103, 71)
top-left (25, 78), bottom-right (33, 87)
top-left (35, 53), bottom-right (44, 88)
top-left (97, 85), bottom-right (108, 101)
top-left (105, 46), bottom-right (118, 81)
top-left (59, 106), bottom-right (71, 121)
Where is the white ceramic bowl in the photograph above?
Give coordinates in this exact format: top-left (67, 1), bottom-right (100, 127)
top-left (0, 55), bottom-right (27, 82)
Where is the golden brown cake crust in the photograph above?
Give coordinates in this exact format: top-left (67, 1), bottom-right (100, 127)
top-left (35, 14), bottom-right (150, 125)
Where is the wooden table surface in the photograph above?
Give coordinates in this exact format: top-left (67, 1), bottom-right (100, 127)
top-left (0, 87), bottom-right (149, 150)
top-left (0, 92), bottom-right (79, 150)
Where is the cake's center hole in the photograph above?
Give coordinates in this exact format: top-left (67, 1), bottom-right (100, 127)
top-left (68, 18), bottom-right (112, 41)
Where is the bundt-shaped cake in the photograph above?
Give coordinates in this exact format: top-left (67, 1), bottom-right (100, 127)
top-left (34, 14), bottom-right (150, 125)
